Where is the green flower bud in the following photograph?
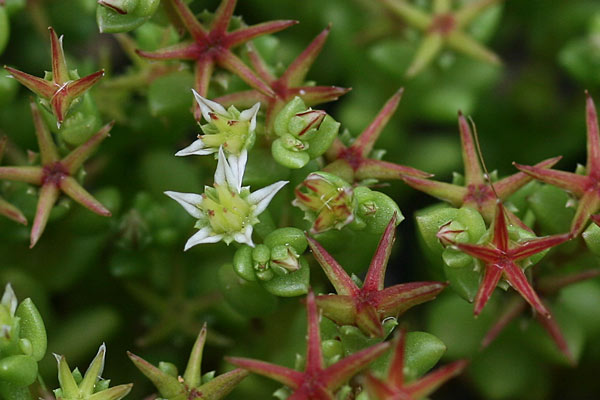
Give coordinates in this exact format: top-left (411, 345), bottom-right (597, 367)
top-left (272, 97), bottom-right (340, 169)
top-left (0, 354), bottom-right (38, 387)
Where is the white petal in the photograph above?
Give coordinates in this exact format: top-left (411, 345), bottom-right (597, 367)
top-left (1, 283), bottom-right (17, 317)
top-left (214, 147), bottom-right (227, 186)
top-left (192, 90), bottom-right (227, 122)
top-left (216, 147), bottom-right (245, 192)
top-left (175, 139), bottom-right (215, 156)
top-left (248, 180), bottom-right (289, 215)
top-left (240, 102), bottom-right (260, 133)
top-left (184, 228), bottom-right (224, 251)
top-left (164, 191), bottom-right (204, 219)
top-left (230, 149), bottom-right (248, 191)
top-left (233, 226), bottom-right (255, 247)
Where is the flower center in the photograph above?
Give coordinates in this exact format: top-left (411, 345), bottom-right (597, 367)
top-left (41, 162), bottom-right (68, 186)
top-left (429, 13), bottom-right (456, 35)
top-left (201, 184), bottom-right (251, 234)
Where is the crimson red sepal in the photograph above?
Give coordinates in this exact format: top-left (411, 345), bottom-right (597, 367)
top-left (307, 214), bottom-right (446, 337)
top-left (515, 92), bottom-right (600, 236)
top-left (450, 203), bottom-right (570, 317)
top-left (226, 290), bottom-right (390, 398)
top-left (0, 101), bottom-right (112, 247)
top-left (323, 89), bottom-right (431, 183)
top-left (136, 0), bottom-right (297, 118)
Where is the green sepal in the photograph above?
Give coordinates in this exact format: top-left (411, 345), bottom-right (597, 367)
top-left (39, 93), bottom-right (102, 147)
top-left (233, 246), bottom-right (256, 282)
top-left (352, 186), bottom-right (403, 234)
top-left (0, 354), bottom-right (38, 387)
top-left (218, 264), bottom-right (278, 317)
top-left (527, 184), bottom-right (574, 235)
top-left (264, 227), bottom-right (308, 253)
top-left (403, 331), bottom-right (447, 382)
top-left (129, 352), bottom-right (184, 398)
top-left (416, 204), bottom-right (457, 256)
top-left (96, 0), bottom-right (160, 33)
top-left (583, 222), bottom-right (600, 256)
top-left (305, 115), bottom-right (340, 159)
top-left (271, 138), bottom-right (311, 169)
top-left (260, 257), bottom-right (310, 297)
top-left (15, 298), bottom-right (46, 361)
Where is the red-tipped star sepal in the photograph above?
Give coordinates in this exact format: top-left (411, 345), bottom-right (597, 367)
top-left (136, 0), bottom-right (297, 119)
top-left (447, 202), bottom-right (570, 317)
top-left (323, 89), bottom-right (432, 183)
top-left (307, 214), bottom-right (447, 337)
top-left (363, 329), bottom-right (468, 400)
top-left (0, 136), bottom-right (27, 225)
top-left (216, 25), bottom-right (350, 133)
top-left (4, 27), bottom-right (104, 126)
top-left (402, 111), bottom-right (560, 230)
top-left (226, 290), bottom-right (391, 399)
top-left (515, 92), bottom-right (600, 236)
top-left (128, 324), bottom-right (248, 400)
top-left (0, 101), bottom-right (112, 247)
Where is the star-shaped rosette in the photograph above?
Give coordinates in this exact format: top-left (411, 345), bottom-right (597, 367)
top-left (128, 324), bottom-right (248, 400)
top-left (402, 111), bottom-right (560, 230)
top-left (515, 93), bottom-right (600, 236)
top-left (379, 0), bottom-right (503, 77)
top-left (324, 89), bottom-right (432, 183)
top-left (0, 136), bottom-right (27, 225)
top-left (363, 329), bottom-right (468, 400)
top-left (0, 101), bottom-right (112, 247)
top-left (175, 90), bottom-right (260, 158)
top-left (307, 214), bottom-right (446, 337)
top-left (165, 147), bottom-right (287, 250)
top-left (53, 344), bottom-right (132, 400)
top-left (216, 25), bottom-right (350, 133)
top-left (4, 27), bottom-right (104, 126)
top-left (226, 290), bottom-right (391, 400)
top-left (136, 0), bottom-right (297, 118)
top-left (445, 202), bottom-right (570, 317)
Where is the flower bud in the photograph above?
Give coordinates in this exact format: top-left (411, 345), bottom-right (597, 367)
top-left (293, 172), bottom-right (354, 234)
top-left (272, 97), bottom-right (340, 169)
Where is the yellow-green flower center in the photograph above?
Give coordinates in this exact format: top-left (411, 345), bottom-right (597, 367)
top-left (201, 184), bottom-right (252, 234)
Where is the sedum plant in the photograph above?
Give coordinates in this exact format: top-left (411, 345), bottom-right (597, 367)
top-left (2, 1), bottom-right (600, 400)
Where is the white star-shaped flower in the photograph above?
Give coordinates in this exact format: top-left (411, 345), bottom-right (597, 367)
top-left (166, 147), bottom-right (288, 251)
top-left (175, 90), bottom-right (260, 158)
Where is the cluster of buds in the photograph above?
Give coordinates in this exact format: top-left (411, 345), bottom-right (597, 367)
top-left (233, 227), bottom-right (310, 297)
top-left (271, 97), bottom-right (340, 169)
top-left (0, 284), bottom-right (46, 396)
